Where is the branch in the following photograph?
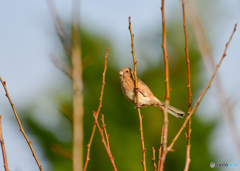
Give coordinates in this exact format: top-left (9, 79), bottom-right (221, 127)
top-left (0, 116), bottom-right (9, 171)
top-left (0, 78), bottom-right (43, 171)
top-left (157, 127), bottom-right (164, 171)
top-left (128, 16), bottom-right (147, 171)
top-left (83, 48), bottom-right (109, 171)
top-left (94, 113), bottom-right (118, 171)
top-left (182, 0), bottom-right (192, 170)
top-left (159, 0), bottom-right (170, 170)
top-left (101, 115), bottom-right (110, 148)
top-left (46, 0), bottom-right (71, 56)
top-left (168, 24), bottom-right (237, 152)
top-left (50, 54), bottom-right (72, 79)
top-left (50, 55), bottom-right (94, 80)
top-left (152, 147), bottom-right (157, 171)
top-left (71, 0), bottom-right (83, 170)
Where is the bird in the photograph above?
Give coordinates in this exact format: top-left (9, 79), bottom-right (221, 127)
top-left (119, 67), bottom-right (185, 118)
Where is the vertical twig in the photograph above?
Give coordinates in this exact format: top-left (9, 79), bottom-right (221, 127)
top-left (94, 113), bottom-right (118, 171)
top-left (101, 115), bottom-right (110, 148)
top-left (167, 24), bottom-right (237, 152)
top-left (182, 0), bottom-right (192, 170)
top-left (0, 78), bottom-right (43, 171)
top-left (128, 17), bottom-right (147, 171)
top-left (159, 0), bottom-right (170, 170)
top-left (71, 0), bottom-right (83, 170)
top-left (83, 48), bottom-right (109, 171)
top-left (157, 127), bottom-right (164, 171)
top-left (0, 116), bottom-right (9, 171)
top-left (152, 147), bottom-right (157, 171)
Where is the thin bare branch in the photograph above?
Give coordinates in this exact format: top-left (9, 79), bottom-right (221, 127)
top-left (101, 114), bottom-right (110, 148)
top-left (50, 54), bottom-right (94, 79)
top-left (182, 0), bottom-right (192, 170)
top-left (0, 78), bottom-right (43, 171)
top-left (168, 24), bottom-right (237, 152)
top-left (159, 0), bottom-right (170, 170)
top-left (152, 147), bottom-right (157, 171)
top-left (94, 113), bottom-right (118, 171)
top-left (157, 127), bottom-right (164, 171)
top-left (83, 48), bottom-right (109, 171)
top-left (0, 116), bottom-right (9, 171)
top-left (128, 16), bottom-right (147, 171)
top-left (46, 0), bottom-right (71, 56)
top-left (50, 55), bottom-right (72, 79)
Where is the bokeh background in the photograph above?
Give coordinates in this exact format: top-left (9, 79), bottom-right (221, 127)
top-left (0, 0), bottom-right (240, 171)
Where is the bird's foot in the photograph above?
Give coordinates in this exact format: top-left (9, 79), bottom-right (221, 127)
top-left (134, 87), bottom-right (139, 92)
top-left (134, 104), bottom-right (146, 109)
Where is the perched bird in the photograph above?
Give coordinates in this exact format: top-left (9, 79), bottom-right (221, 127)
top-left (119, 67), bottom-right (185, 118)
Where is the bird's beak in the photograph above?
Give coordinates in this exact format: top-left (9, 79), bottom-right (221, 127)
top-left (119, 71), bottom-right (123, 76)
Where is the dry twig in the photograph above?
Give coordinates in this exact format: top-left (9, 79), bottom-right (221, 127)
top-left (83, 48), bottom-right (109, 171)
top-left (50, 55), bottom-right (72, 79)
top-left (0, 116), bottom-right (9, 171)
top-left (152, 147), bottom-right (157, 171)
top-left (157, 127), bottom-right (164, 171)
top-left (181, 0), bottom-right (192, 170)
top-left (168, 24), bottom-right (237, 152)
top-left (94, 113), bottom-right (117, 171)
top-left (46, 0), bottom-right (71, 56)
top-left (159, 0), bottom-right (170, 170)
top-left (101, 115), bottom-right (110, 148)
top-left (0, 77), bottom-right (43, 171)
top-left (128, 16), bottom-right (147, 171)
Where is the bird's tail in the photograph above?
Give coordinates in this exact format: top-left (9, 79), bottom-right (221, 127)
top-left (154, 102), bottom-right (185, 118)
top-left (152, 97), bottom-right (185, 118)
top-left (159, 102), bottom-right (185, 118)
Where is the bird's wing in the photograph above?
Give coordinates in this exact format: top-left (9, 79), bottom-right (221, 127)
top-left (137, 78), bottom-right (151, 97)
top-left (130, 69), bottom-right (153, 97)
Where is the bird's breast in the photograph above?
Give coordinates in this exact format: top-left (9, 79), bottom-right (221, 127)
top-left (120, 79), bottom-right (135, 103)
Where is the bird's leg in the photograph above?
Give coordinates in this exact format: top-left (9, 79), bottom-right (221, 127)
top-left (134, 104), bottom-right (142, 109)
top-left (135, 105), bottom-right (140, 109)
top-left (134, 87), bottom-right (140, 109)
top-left (135, 104), bottom-right (146, 109)
top-left (134, 87), bottom-right (139, 93)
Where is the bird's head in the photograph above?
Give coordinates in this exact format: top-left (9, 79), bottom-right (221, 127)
top-left (119, 67), bottom-right (134, 80)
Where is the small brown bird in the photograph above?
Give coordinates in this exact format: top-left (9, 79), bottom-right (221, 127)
top-left (119, 67), bottom-right (185, 118)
